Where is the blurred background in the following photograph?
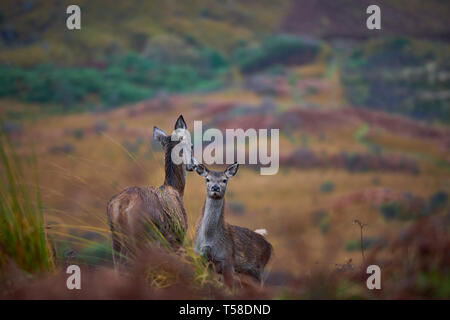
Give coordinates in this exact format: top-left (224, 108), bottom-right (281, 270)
top-left (0, 0), bottom-right (449, 298)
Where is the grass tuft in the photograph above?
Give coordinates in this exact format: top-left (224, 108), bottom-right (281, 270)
top-left (0, 133), bottom-right (54, 274)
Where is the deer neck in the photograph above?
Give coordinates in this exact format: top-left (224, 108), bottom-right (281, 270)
top-left (199, 197), bottom-right (225, 240)
top-left (163, 146), bottom-right (185, 196)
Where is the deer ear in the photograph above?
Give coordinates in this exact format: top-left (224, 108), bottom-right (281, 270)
top-left (224, 162), bottom-right (239, 178)
top-left (195, 164), bottom-right (209, 177)
top-left (175, 115), bottom-right (187, 130)
top-left (153, 126), bottom-right (167, 145)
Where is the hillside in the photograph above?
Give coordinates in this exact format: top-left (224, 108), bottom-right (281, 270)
top-left (282, 0), bottom-right (450, 39)
top-left (1, 0), bottom-right (449, 67)
top-left (0, 0), bottom-right (290, 66)
top-left (4, 60), bottom-right (449, 287)
top-left (0, 0), bottom-right (449, 299)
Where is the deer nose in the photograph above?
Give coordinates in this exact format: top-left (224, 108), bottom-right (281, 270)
top-left (211, 185), bottom-right (220, 192)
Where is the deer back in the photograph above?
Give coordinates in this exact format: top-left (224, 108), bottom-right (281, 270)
top-left (107, 184), bottom-right (187, 249)
top-left (229, 225), bottom-right (272, 274)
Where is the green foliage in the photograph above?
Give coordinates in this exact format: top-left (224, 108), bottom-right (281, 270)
top-left (379, 202), bottom-right (409, 221)
top-left (345, 237), bottom-right (379, 251)
top-left (0, 48), bottom-right (228, 109)
top-left (100, 80), bottom-right (152, 106)
top-left (78, 241), bottom-right (113, 266)
top-left (73, 129), bottom-right (84, 140)
top-left (319, 181), bottom-right (335, 193)
top-left (233, 35), bottom-right (320, 73)
top-left (311, 210), bottom-right (330, 234)
top-left (428, 191), bottom-right (447, 213)
top-left (354, 124), bottom-right (381, 154)
top-left (417, 270), bottom-right (450, 299)
top-left (342, 37), bottom-right (450, 123)
top-left (318, 215), bottom-right (330, 234)
top-left (379, 192), bottom-right (448, 221)
top-left (152, 65), bottom-right (202, 92)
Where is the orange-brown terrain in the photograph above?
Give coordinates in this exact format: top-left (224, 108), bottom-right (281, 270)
top-left (0, 0), bottom-right (449, 299)
top-left (2, 60), bottom-right (449, 298)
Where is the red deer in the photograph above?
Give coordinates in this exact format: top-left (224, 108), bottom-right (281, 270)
top-left (106, 115), bottom-right (195, 270)
top-left (194, 163), bottom-right (272, 287)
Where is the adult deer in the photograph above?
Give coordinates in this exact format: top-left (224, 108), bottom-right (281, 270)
top-left (107, 115), bottom-right (195, 270)
top-left (194, 163), bottom-right (273, 287)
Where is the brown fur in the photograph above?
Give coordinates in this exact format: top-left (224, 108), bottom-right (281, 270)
top-left (107, 118), bottom-right (189, 269)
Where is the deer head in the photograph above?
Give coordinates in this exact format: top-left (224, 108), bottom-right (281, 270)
top-left (153, 115), bottom-right (197, 172)
top-left (195, 163), bottom-right (239, 199)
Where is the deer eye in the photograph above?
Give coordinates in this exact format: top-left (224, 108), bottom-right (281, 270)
top-left (222, 179), bottom-right (227, 183)
top-left (206, 178), bottom-right (210, 182)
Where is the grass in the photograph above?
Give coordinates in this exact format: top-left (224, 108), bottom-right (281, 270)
top-left (0, 130), bottom-right (225, 297)
top-left (0, 133), bottom-right (54, 274)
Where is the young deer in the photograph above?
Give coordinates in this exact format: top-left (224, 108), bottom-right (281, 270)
top-left (107, 115), bottom-right (195, 270)
top-left (194, 163), bottom-right (273, 287)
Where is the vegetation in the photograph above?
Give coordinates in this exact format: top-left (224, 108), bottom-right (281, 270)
top-left (0, 50), bottom-right (228, 108)
top-left (233, 35), bottom-right (321, 73)
top-left (0, 34), bottom-right (324, 110)
top-left (0, 134), bottom-right (53, 274)
top-left (319, 181), bottom-right (334, 193)
top-left (342, 37), bottom-right (450, 124)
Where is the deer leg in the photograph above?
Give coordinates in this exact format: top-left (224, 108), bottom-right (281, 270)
top-left (113, 231), bottom-right (133, 273)
top-left (201, 245), bottom-right (213, 261)
top-left (222, 263), bottom-right (235, 290)
top-left (111, 231), bottom-right (124, 271)
top-left (253, 270), bottom-right (262, 284)
top-left (245, 268), bottom-right (262, 284)
top-left (115, 241), bottom-right (131, 273)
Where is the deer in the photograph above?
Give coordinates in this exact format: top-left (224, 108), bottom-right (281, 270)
top-left (193, 162), bottom-right (273, 288)
top-left (106, 115), bottom-right (196, 271)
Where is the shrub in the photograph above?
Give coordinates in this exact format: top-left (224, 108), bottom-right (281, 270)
top-left (233, 35), bottom-right (320, 73)
top-left (151, 65), bottom-right (202, 92)
top-left (341, 38), bottom-right (450, 123)
top-left (198, 48), bottom-right (228, 72)
top-left (73, 128), bottom-right (84, 140)
top-left (0, 66), bottom-right (21, 97)
top-left (345, 237), bottom-right (380, 251)
top-left (319, 181), bottom-right (335, 193)
top-left (379, 202), bottom-right (403, 220)
top-left (227, 202), bottom-right (245, 215)
top-left (100, 80), bottom-right (152, 106)
top-left (428, 191), bottom-right (448, 213)
top-left (0, 48), bottom-right (228, 110)
top-left (311, 210), bottom-right (330, 234)
top-left (379, 196), bottom-right (430, 221)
